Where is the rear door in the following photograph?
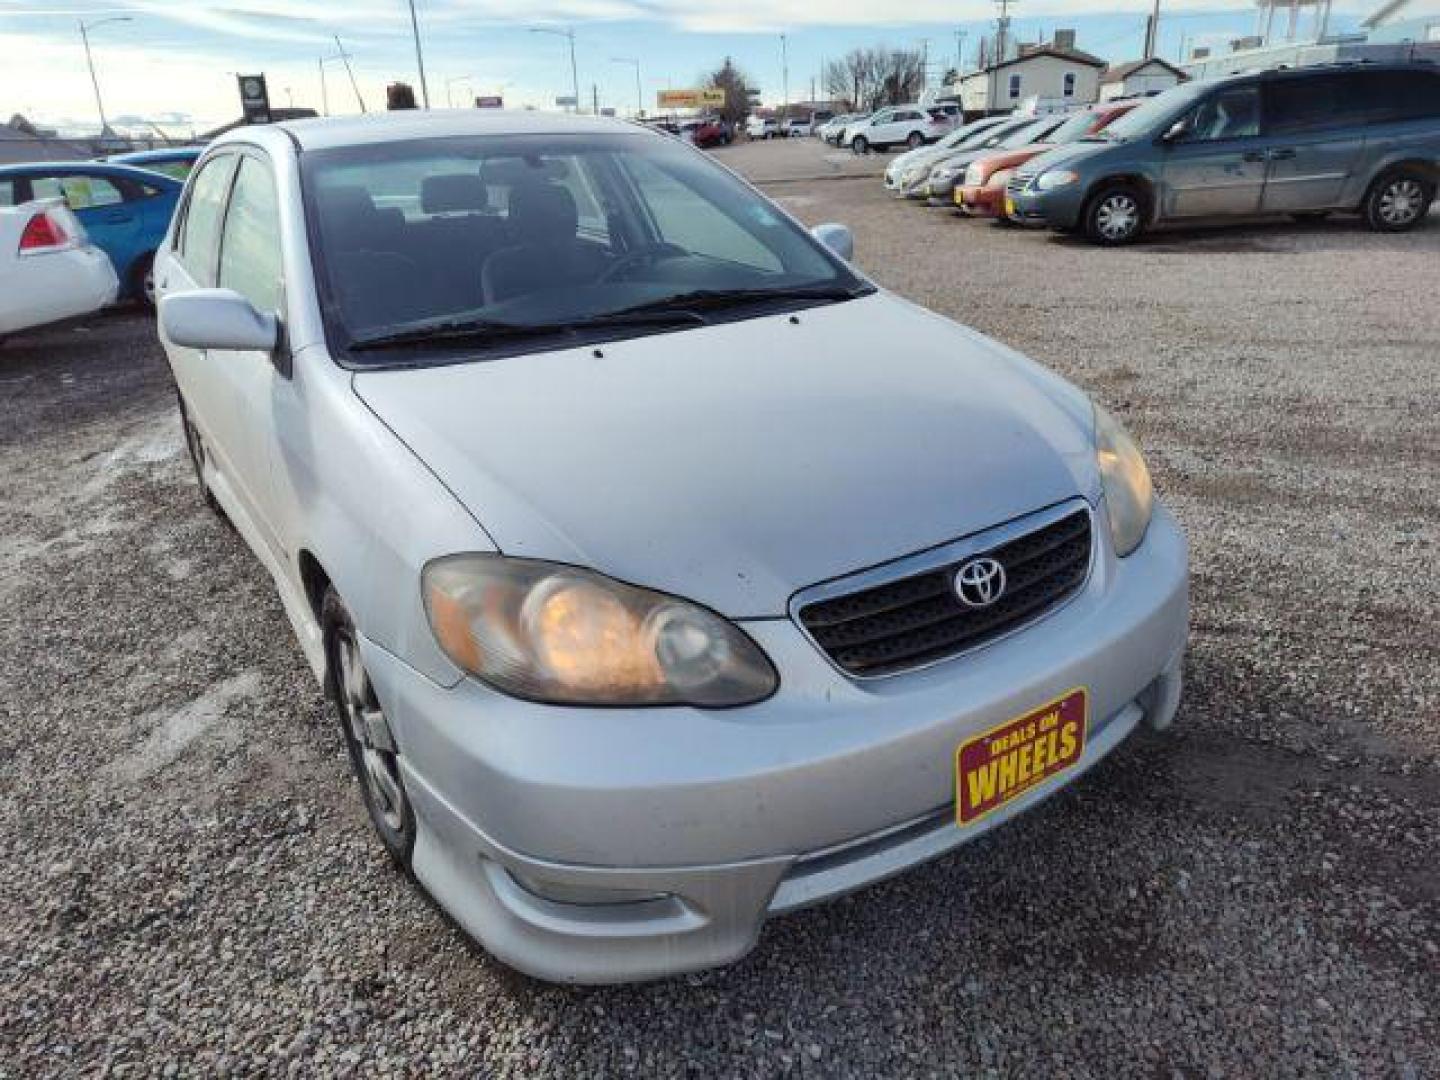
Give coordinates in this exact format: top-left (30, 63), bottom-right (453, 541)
top-left (1259, 73), bottom-right (1369, 213)
top-left (1160, 83), bottom-right (1268, 218)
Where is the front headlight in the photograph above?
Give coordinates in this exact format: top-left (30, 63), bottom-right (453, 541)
top-left (963, 164), bottom-right (984, 186)
top-left (1036, 169), bottom-right (1079, 192)
top-left (1094, 404), bottom-right (1153, 557)
top-left (423, 555), bottom-right (778, 707)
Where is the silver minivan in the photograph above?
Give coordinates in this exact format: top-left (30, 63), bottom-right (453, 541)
top-left (1008, 63), bottom-right (1440, 243)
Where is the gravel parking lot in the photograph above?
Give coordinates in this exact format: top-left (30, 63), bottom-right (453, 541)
top-left (2, 136), bottom-right (1437, 1078)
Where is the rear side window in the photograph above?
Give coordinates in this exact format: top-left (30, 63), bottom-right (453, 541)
top-left (178, 154), bottom-right (238, 286)
top-left (1265, 74), bottom-right (1370, 135)
top-left (31, 174), bottom-right (126, 209)
top-left (219, 156), bottom-right (283, 314)
top-left (1363, 70), bottom-right (1440, 123)
top-left (0, 179), bottom-right (16, 207)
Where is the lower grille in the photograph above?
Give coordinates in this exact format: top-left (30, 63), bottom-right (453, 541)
top-left (796, 508), bottom-right (1092, 678)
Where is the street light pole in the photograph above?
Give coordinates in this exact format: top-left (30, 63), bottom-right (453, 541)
top-left (406, 0), bottom-right (431, 107)
top-left (78, 16), bottom-right (132, 136)
top-left (780, 33), bottom-right (789, 116)
top-left (611, 57), bottom-right (642, 118)
top-left (531, 27), bottom-right (580, 112)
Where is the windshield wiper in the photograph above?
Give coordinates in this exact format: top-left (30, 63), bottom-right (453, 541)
top-left (348, 308), bottom-right (705, 352)
top-left (612, 284), bottom-right (867, 318)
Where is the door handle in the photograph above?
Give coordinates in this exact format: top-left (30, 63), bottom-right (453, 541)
top-left (1242, 151), bottom-right (1267, 163)
top-left (1268, 148), bottom-right (1297, 160)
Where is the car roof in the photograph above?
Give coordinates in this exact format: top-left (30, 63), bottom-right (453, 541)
top-left (252, 108), bottom-right (655, 153)
top-left (0, 160), bottom-right (183, 185)
top-left (108, 147), bottom-right (203, 164)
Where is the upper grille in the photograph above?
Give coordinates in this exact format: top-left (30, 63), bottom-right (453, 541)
top-left (1007, 169), bottom-right (1037, 197)
top-left (796, 509), bottom-right (1092, 678)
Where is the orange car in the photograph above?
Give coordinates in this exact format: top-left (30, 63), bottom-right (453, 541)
top-left (954, 100), bottom-right (1140, 219)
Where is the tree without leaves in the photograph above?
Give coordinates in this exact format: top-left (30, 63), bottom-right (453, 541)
top-left (703, 57), bottom-right (758, 126)
top-left (823, 47), bottom-right (926, 112)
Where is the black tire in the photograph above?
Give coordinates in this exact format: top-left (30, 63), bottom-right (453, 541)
top-left (176, 391), bottom-right (224, 518)
top-left (323, 588), bottom-right (417, 871)
top-left (852, 135), bottom-right (869, 155)
top-left (1083, 183), bottom-right (1147, 246)
top-left (1362, 167), bottom-right (1434, 232)
top-left (906, 131), bottom-right (924, 149)
top-left (132, 252), bottom-right (156, 309)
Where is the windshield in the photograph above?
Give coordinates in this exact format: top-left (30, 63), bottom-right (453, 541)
top-left (303, 131), bottom-right (866, 362)
top-left (1045, 110), bottom-right (1104, 145)
top-left (937, 120), bottom-right (999, 150)
top-left (997, 117), bottom-right (1058, 149)
top-left (1099, 83), bottom-right (1208, 141)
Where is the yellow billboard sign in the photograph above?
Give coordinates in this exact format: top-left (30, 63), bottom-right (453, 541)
top-left (656, 88), bottom-right (726, 109)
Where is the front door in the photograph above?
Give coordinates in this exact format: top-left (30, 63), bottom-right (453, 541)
top-left (1160, 84), bottom-right (1267, 219)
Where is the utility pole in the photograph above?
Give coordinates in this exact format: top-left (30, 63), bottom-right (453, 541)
top-left (995, 0), bottom-right (1015, 63)
top-left (1143, 0), bottom-right (1161, 57)
top-left (335, 35), bottom-right (366, 113)
top-left (592, 83), bottom-right (599, 115)
top-left (79, 16), bottom-right (132, 137)
top-left (531, 27), bottom-right (579, 112)
top-left (955, 29), bottom-right (969, 75)
top-left (780, 33), bottom-right (789, 117)
top-left (405, 0), bottom-right (430, 107)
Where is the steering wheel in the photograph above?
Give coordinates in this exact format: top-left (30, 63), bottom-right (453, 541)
top-left (598, 242), bottom-right (689, 284)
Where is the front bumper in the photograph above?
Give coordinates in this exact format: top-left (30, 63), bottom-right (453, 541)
top-left (1008, 183), bottom-right (1088, 230)
top-left (956, 184), bottom-right (1005, 217)
top-left (364, 502), bottom-right (1189, 983)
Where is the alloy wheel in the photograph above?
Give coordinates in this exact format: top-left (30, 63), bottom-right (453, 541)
top-left (1378, 179), bottom-right (1425, 226)
top-left (336, 631), bottom-right (407, 834)
top-left (1095, 193), bottom-right (1140, 242)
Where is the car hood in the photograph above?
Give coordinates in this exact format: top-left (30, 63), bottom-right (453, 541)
top-left (1022, 139), bottom-right (1118, 174)
top-left (352, 293), bottom-right (1098, 618)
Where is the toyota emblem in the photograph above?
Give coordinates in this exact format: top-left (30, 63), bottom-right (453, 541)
top-left (954, 557), bottom-right (1006, 608)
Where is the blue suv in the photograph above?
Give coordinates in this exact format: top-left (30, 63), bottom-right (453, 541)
top-left (1006, 63), bottom-right (1440, 244)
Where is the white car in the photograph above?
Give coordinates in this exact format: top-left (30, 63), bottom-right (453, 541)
top-left (843, 106), bottom-right (949, 153)
top-left (745, 116), bottom-right (780, 140)
top-left (0, 199), bottom-right (118, 342)
top-left (817, 114), bottom-right (862, 144)
top-left (785, 118), bottom-right (812, 137)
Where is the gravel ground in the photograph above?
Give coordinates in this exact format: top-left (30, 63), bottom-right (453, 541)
top-left (2, 138), bottom-right (1437, 1078)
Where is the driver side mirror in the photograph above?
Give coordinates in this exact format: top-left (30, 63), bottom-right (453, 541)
top-left (811, 222), bottom-right (854, 261)
top-left (1161, 118), bottom-right (1190, 144)
top-left (161, 288), bottom-right (279, 353)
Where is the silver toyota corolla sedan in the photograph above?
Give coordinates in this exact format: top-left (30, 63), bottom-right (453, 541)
top-left (155, 110), bottom-right (1187, 984)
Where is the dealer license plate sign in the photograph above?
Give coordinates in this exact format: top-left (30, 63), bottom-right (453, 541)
top-left (955, 689), bottom-right (1088, 826)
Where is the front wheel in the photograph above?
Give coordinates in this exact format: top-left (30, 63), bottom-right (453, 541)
top-left (1083, 184), bottom-right (1146, 245)
top-left (324, 589), bottom-right (416, 871)
top-left (852, 135), bottom-right (869, 155)
top-left (133, 253), bottom-right (156, 309)
top-left (1363, 168), bottom-right (1434, 232)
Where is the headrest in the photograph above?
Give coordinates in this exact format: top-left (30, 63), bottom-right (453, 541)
top-left (506, 183), bottom-right (579, 242)
top-left (421, 173), bottom-right (489, 214)
top-left (317, 185), bottom-right (378, 220)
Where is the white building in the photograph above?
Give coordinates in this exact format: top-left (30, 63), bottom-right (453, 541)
top-left (957, 44), bottom-right (1106, 115)
top-left (1098, 58), bottom-right (1188, 101)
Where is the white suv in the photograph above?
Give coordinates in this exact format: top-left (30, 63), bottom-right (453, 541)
top-left (843, 106), bottom-right (948, 153)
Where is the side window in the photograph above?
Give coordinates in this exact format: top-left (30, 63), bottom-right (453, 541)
top-left (178, 154), bottom-right (239, 286)
top-left (31, 174), bottom-right (125, 209)
top-left (1364, 71), bottom-right (1440, 123)
top-left (1265, 74), bottom-right (1366, 135)
top-left (1009, 74), bottom-right (1023, 99)
top-left (547, 157), bottom-right (610, 240)
top-left (1180, 85), bottom-right (1260, 142)
top-left (621, 155), bottom-right (782, 273)
top-left (218, 156), bottom-right (283, 314)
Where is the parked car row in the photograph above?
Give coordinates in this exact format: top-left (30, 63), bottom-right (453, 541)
top-left (886, 64), bottom-right (1440, 245)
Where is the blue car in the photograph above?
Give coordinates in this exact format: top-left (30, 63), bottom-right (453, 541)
top-left (0, 161), bottom-right (183, 305)
top-left (107, 147), bottom-right (203, 182)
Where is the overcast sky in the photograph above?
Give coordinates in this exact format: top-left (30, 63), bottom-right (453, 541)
top-left (1, 0), bottom-right (1365, 131)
